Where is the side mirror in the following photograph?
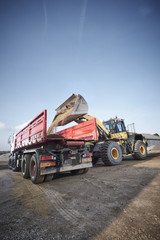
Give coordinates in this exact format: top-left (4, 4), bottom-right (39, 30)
top-left (8, 135), bottom-right (12, 145)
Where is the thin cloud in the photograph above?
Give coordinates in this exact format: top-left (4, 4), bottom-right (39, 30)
top-left (15, 120), bottom-right (31, 131)
top-left (0, 121), bottom-right (31, 132)
top-left (0, 122), bottom-right (5, 130)
top-left (43, 0), bottom-right (48, 38)
top-left (138, 6), bottom-right (152, 17)
top-left (78, 0), bottom-right (88, 43)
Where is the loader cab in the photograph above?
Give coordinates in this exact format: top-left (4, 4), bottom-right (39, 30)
top-left (103, 118), bottom-right (128, 139)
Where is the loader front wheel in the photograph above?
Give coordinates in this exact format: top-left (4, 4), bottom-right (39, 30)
top-left (101, 141), bottom-right (122, 166)
top-left (132, 140), bottom-right (147, 160)
top-left (29, 154), bottom-right (44, 184)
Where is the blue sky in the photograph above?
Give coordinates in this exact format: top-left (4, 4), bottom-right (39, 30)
top-left (0, 0), bottom-right (160, 150)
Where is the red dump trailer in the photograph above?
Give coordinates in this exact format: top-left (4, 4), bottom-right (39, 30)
top-left (8, 110), bottom-right (97, 183)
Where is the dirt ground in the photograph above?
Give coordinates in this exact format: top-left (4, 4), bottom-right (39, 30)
top-left (0, 151), bottom-right (160, 240)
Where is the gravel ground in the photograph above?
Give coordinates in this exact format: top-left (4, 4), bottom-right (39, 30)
top-left (0, 152), bottom-right (160, 240)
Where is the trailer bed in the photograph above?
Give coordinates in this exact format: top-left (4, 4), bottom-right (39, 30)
top-left (14, 110), bottom-right (98, 150)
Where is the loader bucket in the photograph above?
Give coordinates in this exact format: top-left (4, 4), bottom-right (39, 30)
top-left (47, 94), bottom-right (88, 135)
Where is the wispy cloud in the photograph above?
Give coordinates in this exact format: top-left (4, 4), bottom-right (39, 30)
top-left (138, 6), bottom-right (152, 17)
top-left (43, 0), bottom-right (48, 38)
top-left (0, 122), bottom-right (6, 130)
top-left (15, 120), bottom-right (31, 131)
top-left (78, 0), bottom-right (88, 43)
top-left (0, 120), bottom-right (31, 132)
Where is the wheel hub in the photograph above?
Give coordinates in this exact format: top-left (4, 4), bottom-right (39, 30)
top-left (140, 145), bottom-right (145, 155)
top-left (111, 147), bottom-right (119, 160)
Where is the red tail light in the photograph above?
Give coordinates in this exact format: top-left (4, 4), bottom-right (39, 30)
top-left (40, 156), bottom-right (53, 161)
top-left (83, 153), bottom-right (93, 157)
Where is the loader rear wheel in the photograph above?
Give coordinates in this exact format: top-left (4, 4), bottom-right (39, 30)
top-left (101, 141), bottom-right (122, 166)
top-left (29, 154), bottom-right (44, 184)
top-left (22, 154), bottom-right (30, 179)
top-left (132, 140), bottom-right (147, 160)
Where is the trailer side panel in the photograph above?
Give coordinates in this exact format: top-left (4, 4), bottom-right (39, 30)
top-left (56, 118), bottom-right (98, 141)
top-left (15, 110), bottom-right (47, 150)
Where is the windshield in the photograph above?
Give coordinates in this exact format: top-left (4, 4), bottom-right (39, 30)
top-left (103, 120), bottom-right (126, 133)
top-left (103, 120), bottom-right (115, 131)
top-left (116, 121), bottom-right (126, 132)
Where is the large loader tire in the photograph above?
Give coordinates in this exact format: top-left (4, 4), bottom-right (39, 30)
top-left (132, 140), bottom-right (147, 160)
top-left (29, 154), bottom-right (44, 184)
top-left (22, 154), bottom-right (30, 179)
top-left (92, 152), bottom-right (99, 165)
top-left (101, 141), bottom-right (122, 166)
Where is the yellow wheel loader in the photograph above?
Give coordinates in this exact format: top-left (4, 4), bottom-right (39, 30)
top-left (102, 117), bottom-right (147, 160)
top-left (47, 94), bottom-right (147, 166)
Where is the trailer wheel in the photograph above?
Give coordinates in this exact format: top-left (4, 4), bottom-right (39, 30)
top-left (29, 154), bottom-right (44, 184)
top-left (132, 140), bottom-right (147, 160)
top-left (22, 155), bottom-right (30, 179)
top-left (71, 168), bottom-right (89, 175)
top-left (12, 155), bottom-right (21, 172)
top-left (8, 155), bottom-right (12, 169)
top-left (101, 141), bottom-right (122, 166)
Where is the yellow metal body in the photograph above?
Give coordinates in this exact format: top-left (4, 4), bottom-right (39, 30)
top-left (110, 132), bottom-right (128, 140)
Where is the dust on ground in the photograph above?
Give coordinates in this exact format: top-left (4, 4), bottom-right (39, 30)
top-left (0, 152), bottom-right (160, 240)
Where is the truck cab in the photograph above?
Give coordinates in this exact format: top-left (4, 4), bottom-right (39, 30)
top-left (8, 134), bottom-right (16, 153)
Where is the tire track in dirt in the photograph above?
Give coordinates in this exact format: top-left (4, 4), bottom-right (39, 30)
top-left (38, 185), bottom-right (81, 222)
top-left (37, 184), bottom-right (102, 236)
top-left (12, 172), bottom-right (83, 223)
top-left (12, 174), bottom-right (51, 218)
top-left (13, 175), bottom-right (101, 231)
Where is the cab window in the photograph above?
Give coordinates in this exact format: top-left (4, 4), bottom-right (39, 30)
top-left (104, 121), bottom-right (114, 131)
top-left (116, 121), bottom-right (126, 132)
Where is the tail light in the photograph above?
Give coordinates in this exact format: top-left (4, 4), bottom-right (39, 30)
top-left (83, 153), bottom-right (92, 157)
top-left (40, 155), bottom-right (56, 161)
top-left (40, 155), bottom-right (56, 168)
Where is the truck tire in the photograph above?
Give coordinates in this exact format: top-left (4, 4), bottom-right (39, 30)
top-left (71, 168), bottom-right (89, 175)
top-left (29, 154), bottom-right (44, 184)
top-left (12, 155), bottom-right (21, 172)
top-left (101, 141), bottom-right (122, 166)
top-left (8, 155), bottom-right (12, 169)
top-left (22, 155), bottom-right (30, 179)
top-left (132, 140), bottom-right (147, 160)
